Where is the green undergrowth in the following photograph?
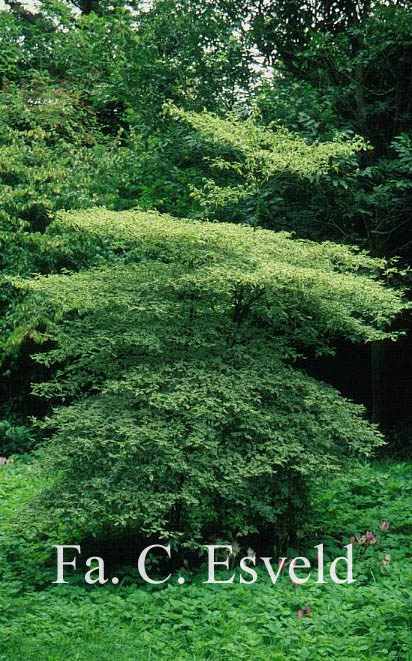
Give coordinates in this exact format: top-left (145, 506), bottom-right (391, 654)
top-left (0, 459), bottom-right (411, 660)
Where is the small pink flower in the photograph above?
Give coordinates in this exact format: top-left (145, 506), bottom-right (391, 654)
top-left (349, 535), bottom-right (356, 545)
top-left (297, 609), bottom-right (304, 619)
top-left (365, 531), bottom-right (377, 545)
top-left (380, 521), bottom-right (391, 532)
top-left (304, 605), bottom-right (312, 615)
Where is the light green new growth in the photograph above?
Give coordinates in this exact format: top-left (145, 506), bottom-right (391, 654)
top-left (9, 208), bottom-right (406, 545)
top-left (170, 106), bottom-right (367, 223)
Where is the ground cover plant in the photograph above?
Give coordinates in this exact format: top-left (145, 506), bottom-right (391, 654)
top-left (0, 459), bottom-right (411, 660)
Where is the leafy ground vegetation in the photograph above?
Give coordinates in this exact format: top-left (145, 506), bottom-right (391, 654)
top-left (0, 459), bottom-right (411, 660)
top-left (1, 1), bottom-right (412, 659)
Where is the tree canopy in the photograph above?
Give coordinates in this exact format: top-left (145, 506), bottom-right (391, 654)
top-left (8, 208), bottom-right (405, 545)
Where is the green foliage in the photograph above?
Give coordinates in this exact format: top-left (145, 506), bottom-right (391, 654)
top-left (256, 78), bottom-right (341, 142)
top-left (0, 75), bottom-right (136, 222)
top-left (0, 78), bottom-right (101, 233)
top-left (127, 0), bottom-right (253, 118)
top-left (0, 460), bottom-right (54, 589)
top-left (0, 419), bottom-right (35, 455)
top-left (0, 74), bottom-right (146, 411)
top-left (0, 11), bottom-right (21, 83)
top-left (1, 460), bottom-right (412, 660)
top-left (8, 209), bottom-right (406, 545)
top-left (248, 1), bottom-right (412, 149)
top-left (170, 106), bottom-right (367, 227)
top-left (7, 1), bottom-right (254, 128)
top-left (248, 2), bottom-right (412, 260)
